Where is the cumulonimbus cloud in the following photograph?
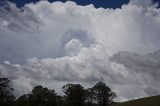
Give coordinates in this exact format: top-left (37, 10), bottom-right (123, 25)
top-left (0, 0), bottom-right (160, 101)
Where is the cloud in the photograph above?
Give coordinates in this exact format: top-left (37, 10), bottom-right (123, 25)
top-left (0, 0), bottom-right (160, 101)
top-left (130, 0), bottom-right (153, 7)
top-left (111, 51), bottom-right (160, 100)
top-left (129, 0), bottom-right (160, 8)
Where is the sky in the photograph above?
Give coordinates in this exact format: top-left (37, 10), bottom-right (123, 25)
top-left (7, 0), bottom-right (130, 8)
top-left (0, 0), bottom-right (160, 102)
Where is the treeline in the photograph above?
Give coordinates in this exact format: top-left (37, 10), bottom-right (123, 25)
top-left (0, 78), bottom-right (117, 106)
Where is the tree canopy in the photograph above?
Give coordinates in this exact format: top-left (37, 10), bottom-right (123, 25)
top-left (62, 84), bottom-right (86, 106)
top-left (0, 78), bottom-right (15, 106)
top-left (0, 77), bottom-right (117, 106)
top-left (92, 82), bottom-right (117, 106)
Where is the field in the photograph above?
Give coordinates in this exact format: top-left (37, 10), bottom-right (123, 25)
top-left (111, 95), bottom-right (160, 106)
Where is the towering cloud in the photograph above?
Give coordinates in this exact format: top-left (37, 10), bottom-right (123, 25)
top-left (0, 0), bottom-right (160, 101)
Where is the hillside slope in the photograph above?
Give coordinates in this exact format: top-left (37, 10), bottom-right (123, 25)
top-left (112, 95), bottom-right (160, 106)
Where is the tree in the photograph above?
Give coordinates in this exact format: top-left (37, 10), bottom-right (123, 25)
top-left (92, 82), bottom-right (116, 106)
top-left (56, 95), bottom-right (65, 106)
top-left (16, 94), bottom-right (32, 106)
top-left (16, 85), bottom-right (63, 106)
top-left (0, 78), bottom-right (15, 106)
top-left (85, 88), bottom-right (96, 106)
top-left (62, 84), bottom-right (86, 106)
top-left (31, 85), bottom-right (57, 106)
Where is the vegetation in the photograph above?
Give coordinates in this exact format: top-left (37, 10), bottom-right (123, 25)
top-left (111, 95), bottom-right (160, 106)
top-left (0, 78), bottom-right (15, 106)
top-left (92, 82), bottom-right (117, 106)
top-left (1, 77), bottom-right (160, 106)
top-left (0, 77), bottom-right (117, 106)
top-left (62, 84), bottom-right (86, 106)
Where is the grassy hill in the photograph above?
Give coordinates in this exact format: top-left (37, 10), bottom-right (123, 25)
top-left (111, 95), bottom-right (160, 106)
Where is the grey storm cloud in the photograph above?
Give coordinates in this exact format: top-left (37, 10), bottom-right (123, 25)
top-left (0, 0), bottom-right (160, 102)
top-left (111, 51), bottom-right (160, 98)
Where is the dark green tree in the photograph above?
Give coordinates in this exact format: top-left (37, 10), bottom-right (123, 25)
top-left (92, 82), bottom-right (116, 106)
top-left (0, 78), bottom-right (15, 106)
top-left (16, 94), bottom-right (32, 106)
top-left (31, 85), bottom-right (57, 106)
top-left (16, 85), bottom-right (64, 106)
top-left (62, 84), bottom-right (86, 106)
top-left (56, 95), bottom-right (65, 106)
top-left (85, 88), bottom-right (96, 106)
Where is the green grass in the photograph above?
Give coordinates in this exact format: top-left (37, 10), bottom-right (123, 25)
top-left (111, 95), bottom-right (160, 106)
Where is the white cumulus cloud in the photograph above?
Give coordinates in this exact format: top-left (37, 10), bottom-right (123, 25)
top-left (0, 0), bottom-right (160, 101)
